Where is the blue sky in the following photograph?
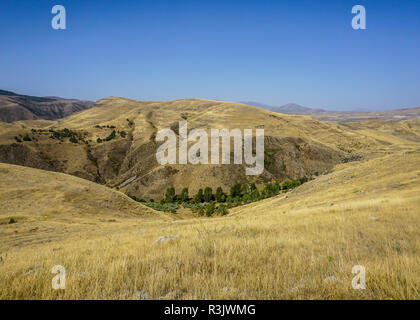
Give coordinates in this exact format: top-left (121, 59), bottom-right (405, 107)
top-left (0, 0), bottom-right (419, 111)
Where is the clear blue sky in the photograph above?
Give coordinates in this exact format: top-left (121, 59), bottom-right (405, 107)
top-left (0, 0), bottom-right (419, 111)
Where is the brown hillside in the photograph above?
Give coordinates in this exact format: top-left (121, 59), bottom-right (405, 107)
top-left (0, 98), bottom-right (419, 200)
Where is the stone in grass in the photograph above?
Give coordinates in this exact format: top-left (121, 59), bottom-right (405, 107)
top-left (153, 235), bottom-right (179, 244)
top-left (323, 276), bottom-right (337, 283)
top-left (369, 216), bottom-right (379, 221)
top-left (0, 256), bottom-right (2, 263)
top-left (26, 265), bottom-right (42, 275)
top-left (133, 290), bottom-right (150, 300)
top-left (327, 203), bottom-right (334, 207)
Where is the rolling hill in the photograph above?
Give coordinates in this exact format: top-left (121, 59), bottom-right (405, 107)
top-left (0, 163), bottom-right (168, 251)
top-left (2, 97), bottom-right (415, 200)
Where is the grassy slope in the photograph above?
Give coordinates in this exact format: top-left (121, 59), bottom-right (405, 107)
top-left (0, 163), bottom-right (170, 251)
top-left (0, 150), bottom-right (419, 299)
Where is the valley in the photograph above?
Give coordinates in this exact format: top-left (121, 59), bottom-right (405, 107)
top-left (0, 97), bottom-right (420, 299)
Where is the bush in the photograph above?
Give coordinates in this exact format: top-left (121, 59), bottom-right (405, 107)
top-left (23, 134), bottom-right (32, 142)
top-left (105, 130), bottom-right (116, 141)
top-left (205, 202), bottom-right (215, 217)
top-left (69, 137), bottom-right (78, 143)
top-left (216, 203), bottom-right (228, 216)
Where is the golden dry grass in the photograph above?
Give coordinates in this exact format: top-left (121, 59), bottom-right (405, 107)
top-left (1, 151), bottom-right (419, 299)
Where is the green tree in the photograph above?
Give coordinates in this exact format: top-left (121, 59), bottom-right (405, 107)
top-left (230, 183), bottom-right (242, 197)
top-left (249, 182), bottom-right (257, 191)
top-left (194, 188), bottom-right (203, 203)
top-left (180, 187), bottom-right (189, 202)
top-left (165, 187), bottom-right (176, 203)
top-left (215, 187), bottom-right (224, 202)
top-left (204, 187), bottom-right (213, 202)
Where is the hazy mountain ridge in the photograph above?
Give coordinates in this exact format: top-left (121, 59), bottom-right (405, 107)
top-left (241, 100), bottom-right (420, 121)
top-left (0, 90), bottom-right (95, 122)
top-left (240, 101), bottom-right (326, 114)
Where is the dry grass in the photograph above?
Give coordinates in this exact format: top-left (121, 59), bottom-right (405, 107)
top-left (1, 151), bottom-right (419, 299)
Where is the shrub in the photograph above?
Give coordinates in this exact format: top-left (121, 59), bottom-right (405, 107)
top-left (23, 134), bottom-right (32, 142)
top-left (216, 203), bottom-right (228, 216)
top-left (105, 130), bottom-right (116, 141)
top-left (205, 202), bottom-right (215, 217)
top-left (69, 137), bottom-right (78, 143)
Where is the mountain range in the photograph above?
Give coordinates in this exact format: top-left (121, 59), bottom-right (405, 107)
top-left (0, 90), bottom-right (95, 122)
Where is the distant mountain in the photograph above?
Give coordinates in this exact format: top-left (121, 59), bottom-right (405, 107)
top-left (240, 101), bottom-right (274, 111)
top-left (240, 101), bottom-right (326, 114)
top-left (0, 90), bottom-right (95, 122)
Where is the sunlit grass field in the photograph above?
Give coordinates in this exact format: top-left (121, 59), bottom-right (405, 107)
top-left (1, 152), bottom-right (419, 299)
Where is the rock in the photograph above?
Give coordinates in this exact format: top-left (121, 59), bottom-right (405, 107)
top-left (323, 276), bottom-right (337, 283)
top-left (327, 203), bottom-right (334, 207)
top-left (369, 216), bottom-right (379, 221)
top-left (223, 286), bottom-right (231, 293)
top-left (153, 235), bottom-right (179, 244)
top-left (0, 256), bottom-right (2, 263)
top-left (290, 284), bottom-right (306, 292)
top-left (133, 290), bottom-right (150, 300)
top-left (159, 291), bottom-right (177, 300)
top-left (26, 265), bottom-right (42, 275)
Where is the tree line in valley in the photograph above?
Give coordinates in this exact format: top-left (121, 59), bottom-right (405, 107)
top-left (129, 175), bottom-right (314, 216)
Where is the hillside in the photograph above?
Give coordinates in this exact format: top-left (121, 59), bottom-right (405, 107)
top-left (0, 163), bottom-right (168, 251)
top-left (2, 97), bottom-right (417, 200)
top-left (1, 150), bottom-right (419, 299)
top-left (0, 90), bottom-right (94, 122)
